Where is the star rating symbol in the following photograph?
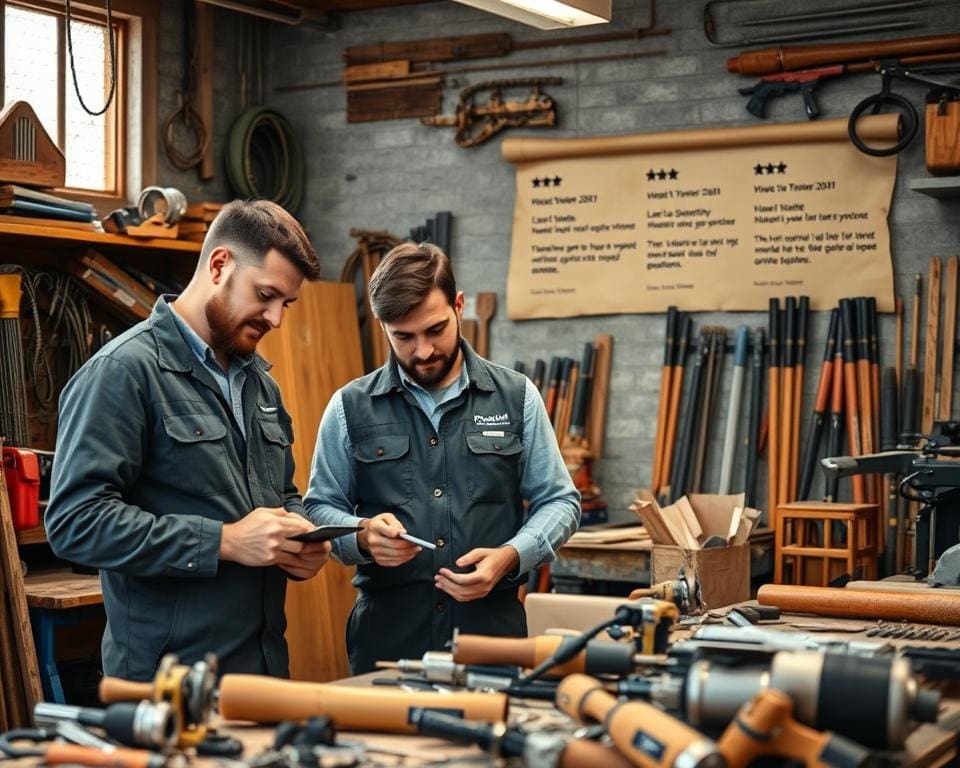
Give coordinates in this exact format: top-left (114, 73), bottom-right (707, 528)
top-left (754, 161), bottom-right (789, 175)
top-left (646, 168), bottom-right (679, 182)
top-left (531, 175), bottom-right (563, 188)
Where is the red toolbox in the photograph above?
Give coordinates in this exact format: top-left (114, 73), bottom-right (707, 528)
top-left (2, 447), bottom-right (40, 530)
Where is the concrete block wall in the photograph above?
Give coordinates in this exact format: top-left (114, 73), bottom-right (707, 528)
top-left (159, 1), bottom-right (960, 523)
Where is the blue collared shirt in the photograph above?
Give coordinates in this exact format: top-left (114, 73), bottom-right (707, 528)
top-left (304, 361), bottom-right (580, 575)
top-left (168, 301), bottom-right (253, 438)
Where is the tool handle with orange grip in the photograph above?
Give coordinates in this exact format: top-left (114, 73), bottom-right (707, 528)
top-left (218, 674), bottom-right (508, 733)
top-left (561, 738), bottom-right (634, 768)
top-left (98, 677), bottom-right (154, 704)
top-left (718, 689), bottom-right (871, 768)
top-left (454, 634), bottom-right (555, 668)
top-left (557, 674), bottom-right (724, 768)
top-left (44, 744), bottom-right (166, 768)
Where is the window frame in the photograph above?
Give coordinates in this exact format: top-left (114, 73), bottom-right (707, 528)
top-left (0, 0), bottom-right (158, 211)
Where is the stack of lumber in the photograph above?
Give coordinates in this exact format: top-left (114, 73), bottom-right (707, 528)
top-left (178, 201), bottom-right (223, 242)
top-left (0, 440), bottom-right (42, 728)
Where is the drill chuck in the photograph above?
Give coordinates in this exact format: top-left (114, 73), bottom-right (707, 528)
top-left (682, 651), bottom-right (939, 749)
top-left (34, 701), bottom-right (179, 751)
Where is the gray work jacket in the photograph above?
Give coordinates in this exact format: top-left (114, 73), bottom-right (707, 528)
top-left (47, 297), bottom-right (303, 681)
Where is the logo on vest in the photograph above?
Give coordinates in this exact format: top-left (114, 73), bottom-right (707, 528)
top-left (474, 412), bottom-right (510, 427)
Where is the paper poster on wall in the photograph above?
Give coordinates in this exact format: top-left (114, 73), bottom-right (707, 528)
top-left (503, 115), bottom-right (898, 319)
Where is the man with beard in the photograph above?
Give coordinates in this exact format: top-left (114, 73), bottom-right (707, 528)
top-left (305, 242), bottom-right (579, 673)
top-left (47, 200), bottom-right (330, 680)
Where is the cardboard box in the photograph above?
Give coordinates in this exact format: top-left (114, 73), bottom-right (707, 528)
top-left (651, 542), bottom-right (750, 610)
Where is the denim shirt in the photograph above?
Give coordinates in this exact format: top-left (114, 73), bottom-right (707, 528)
top-left (47, 297), bottom-right (303, 680)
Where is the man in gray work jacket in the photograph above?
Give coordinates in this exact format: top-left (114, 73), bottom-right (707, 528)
top-left (47, 200), bottom-right (330, 681)
top-left (305, 242), bottom-right (580, 673)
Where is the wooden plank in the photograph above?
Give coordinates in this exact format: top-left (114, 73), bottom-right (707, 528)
top-left (922, 256), bottom-right (942, 434)
top-left (257, 282), bottom-right (364, 683)
top-left (939, 255), bottom-right (957, 421)
top-left (344, 59), bottom-right (411, 84)
top-left (0, 449), bottom-right (42, 712)
top-left (196, 3), bottom-right (215, 181)
top-left (347, 80), bottom-right (442, 124)
top-left (0, 220), bottom-right (201, 252)
top-left (585, 335), bottom-right (612, 459)
top-left (344, 32), bottom-right (512, 66)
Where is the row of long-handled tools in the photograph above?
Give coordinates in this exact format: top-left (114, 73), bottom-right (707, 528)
top-left (649, 274), bottom-right (958, 577)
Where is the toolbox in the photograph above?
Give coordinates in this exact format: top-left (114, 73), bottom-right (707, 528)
top-left (2, 446), bottom-right (40, 530)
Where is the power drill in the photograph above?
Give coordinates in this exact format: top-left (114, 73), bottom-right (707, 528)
top-left (626, 643), bottom-right (940, 750)
top-left (413, 708), bottom-right (634, 768)
top-left (717, 688), bottom-right (871, 767)
top-left (556, 674), bottom-right (725, 768)
top-left (99, 653), bottom-right (217, 749)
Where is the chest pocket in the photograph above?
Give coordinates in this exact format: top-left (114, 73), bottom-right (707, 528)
top-left (160, 412), bottom-right (232, 496)
top-left (257, 413), bottom-right (291, 501)
top-left (465, 432), bottom-right (522, 503)
top-left (353, 434), bottom-right (412, 507)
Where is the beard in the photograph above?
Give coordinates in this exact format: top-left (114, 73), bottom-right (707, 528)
top-left (393, 319), bottom-right (461, 389)
top-left (205, 274), bottom-right (270, 358)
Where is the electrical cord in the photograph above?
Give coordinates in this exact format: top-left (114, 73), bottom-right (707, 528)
top-left (65, 0), bottom-right (117, 116)
top-left (0, 265), bottom-right (92, 423)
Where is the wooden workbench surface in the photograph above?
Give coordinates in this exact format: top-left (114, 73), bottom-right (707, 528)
top-left (22, 569), bottom-right (103, 609)
top-left (5, 603), bottom-right (960, 766)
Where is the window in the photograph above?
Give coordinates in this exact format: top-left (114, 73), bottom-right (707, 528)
top-left (1, 0), bottom-right (158, 208)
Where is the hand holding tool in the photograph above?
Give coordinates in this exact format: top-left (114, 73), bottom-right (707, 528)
top-left (717, 689), bottom-right (870, 767)
top-left (556, 674), bottom-right (724, 768)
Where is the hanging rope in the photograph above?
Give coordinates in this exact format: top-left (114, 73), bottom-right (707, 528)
top-left (162, 0), bottom-right (210, 171)
top-left (65, 0), bottom-right (118, 117)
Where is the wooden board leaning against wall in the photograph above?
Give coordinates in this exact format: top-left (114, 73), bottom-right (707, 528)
top-left (257, 281), bottom-right (364, 683)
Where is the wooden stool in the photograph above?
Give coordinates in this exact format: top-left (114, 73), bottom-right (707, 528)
top-left (775, 502), bottom-right (878, 586)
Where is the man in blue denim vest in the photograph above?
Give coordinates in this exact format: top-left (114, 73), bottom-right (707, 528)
top-left (48, 200), bottom-right (331, 680)
top-left (306, 242), bottom-right (580, 673)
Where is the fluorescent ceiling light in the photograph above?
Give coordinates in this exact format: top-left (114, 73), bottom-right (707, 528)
top-left (452, 0), bottom-right (611, 29)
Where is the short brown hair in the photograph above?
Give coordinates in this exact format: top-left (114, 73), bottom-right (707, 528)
top-left (201, 199), bottom-right (321, 280)
top-left (369, 242), bottom-right (456, 322)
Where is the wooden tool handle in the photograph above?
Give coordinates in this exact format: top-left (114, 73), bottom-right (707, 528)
top-left (560, 738), bottom-right (634, 768)
top-left (99, 676), bottom-right (153, 703)
top-left (758, 584), bottom-right (960, 625)
top-left (727, 33), bottom-right (960, 75)
top-left (218, 675), bottom-right (508, 732)
top-left (45, 744), bottom-right (157, 768)
top-left (454, 634), bottom-right (561, 667)
top-left (555, 673), bottom-right (612, 723)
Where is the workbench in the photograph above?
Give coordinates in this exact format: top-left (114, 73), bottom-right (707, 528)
top-left (23, 569), bottom-right (103, 704)
top-left (6, 601), bottom-right (960, 766)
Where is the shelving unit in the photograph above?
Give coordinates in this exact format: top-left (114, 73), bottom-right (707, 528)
top-left (0, 221), bottom-right (201, 253)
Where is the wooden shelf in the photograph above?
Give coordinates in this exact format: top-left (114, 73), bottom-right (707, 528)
top-left (16, 525), bottom-right (47, 546)
top-left (0, 221), bottom-right (201, 253)
top-left (909, 176), bottom-right (960, 199)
